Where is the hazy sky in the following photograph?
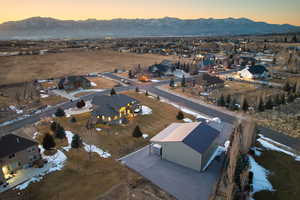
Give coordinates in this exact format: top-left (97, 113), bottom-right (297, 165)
top-left (1, 0), bottom-right (299, 25)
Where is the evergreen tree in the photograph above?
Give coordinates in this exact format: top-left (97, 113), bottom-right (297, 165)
top-left (291, 82), bottom-right (297, 93)
top-left (176, 111), bottom-right (185, 120)
top-left (128, 70), bottom-right (133, 79)
top-left (145, 90), bottom-right (149, 96)
top-left (70, 116), bottom-right (77, 123)
top-left (281, 93), bottom-right (286, 105)
top-left (229, 98), bottom-right (238, 111)
top-left (71, 134), bottom-right (81, 148)
top-left (283, 81), bottom-right (291, 92)
top-left (42, 133), bottom-right (56, 150)
top-left (242, 99), bottom-right (249, 112)
top-left (132, 126), bottom-right (143, 138)
top-left (169, 78), bottom-right (175, 88)
top-left (50, 121), bottom-right (58, 132)
top-left (265, 98), bottom-right (274, 110)
top-left (257, 97), bottom-right (265, 112)
top-left (157, 96), bottom-right (160, 101)
top-left (55, 107), bottom-right (65, 117)
top-left (226, 94), bottom-right (231, 107)
top-left (55, 124), bottom-right (66, 139)
top-left (217, 94), bottom-right (226, 107)
top-left (181, 75), bottom-right (186, 87)
top-left (274, 94), bottom-right (281, 106)
top-left (287, 93), bottom-right (295, 103)
top-left (292, 35), bottom-right (298, 43)
top-left (135, 87), bottom-right (140, 93)
top-left (110, 88), bottom-right (116, 96)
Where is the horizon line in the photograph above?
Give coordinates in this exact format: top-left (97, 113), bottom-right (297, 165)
top-left (1, 16), bottom-right (298, 26)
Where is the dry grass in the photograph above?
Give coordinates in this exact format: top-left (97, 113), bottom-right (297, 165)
top-left (39, 95), bottom-right (67, 106)
top-left (52, 91), bottom-right (195, 157)
top-left (0, 50), bottom-right (177, 85)
top-left (86, 77), bottom-right (118, 89)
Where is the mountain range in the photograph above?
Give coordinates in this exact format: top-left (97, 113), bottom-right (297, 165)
top-left (0, 17), bottom-right (299, 40)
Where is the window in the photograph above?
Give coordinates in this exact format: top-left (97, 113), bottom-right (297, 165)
top-left (8, 154), bottom-right (15, 159)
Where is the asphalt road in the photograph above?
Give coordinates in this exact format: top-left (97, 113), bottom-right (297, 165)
top-left (2, 73), bottom-right (300, 152)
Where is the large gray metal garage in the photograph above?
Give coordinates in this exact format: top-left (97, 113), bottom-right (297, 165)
top-left (150, 122), bottom-right (220, 171)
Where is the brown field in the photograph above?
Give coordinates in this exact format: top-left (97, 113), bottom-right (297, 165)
top-left (0, 49), bottom-right (178, 85)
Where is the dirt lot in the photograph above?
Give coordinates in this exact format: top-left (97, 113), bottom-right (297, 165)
top-left (0, 91), bottom-right (194, 200)
top-left (87, 77), bottom-right (119, 89)
top-left (0, 49), bottom-right (178, 85)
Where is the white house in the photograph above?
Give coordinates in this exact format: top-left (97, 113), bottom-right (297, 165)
top-left (150, 122), bottom-right (220, 171)
top-left (238, 65), bottom-right (269, 79)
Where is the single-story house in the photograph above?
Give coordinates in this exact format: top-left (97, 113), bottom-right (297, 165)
top-left (238, 65), bottom-right (269, 79)
top-left (58, 76), bottom-right (91, 90)
top-left (0, 134), bottom-right (41, 185)
top-left (91, 94), bottom-right (140, 125)
top-left (148, 60), bottom-right (175, 77)
top-left (150, 122), bottom-right (220, 171)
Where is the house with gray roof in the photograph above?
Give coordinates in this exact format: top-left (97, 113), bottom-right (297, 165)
top-left (0, 134), bottom-right (41, 185)
top-left (58, 76), bottom-right (91, 90)
top-left (91, 94), bottom-right (140, 125)
top-left (150, 122), bottom-right (220, 171)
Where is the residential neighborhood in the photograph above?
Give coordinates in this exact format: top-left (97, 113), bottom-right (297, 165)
top-left (0, 12), bottom-right (299, 200)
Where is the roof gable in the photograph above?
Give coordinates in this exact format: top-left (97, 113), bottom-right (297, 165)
top-left (0, 134), bottom-right (38, 158)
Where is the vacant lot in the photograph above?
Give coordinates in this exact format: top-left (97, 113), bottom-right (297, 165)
top-left (254, 150), bottom-right (300, 200)
top-left (0, 50), bottom-right (177, 85)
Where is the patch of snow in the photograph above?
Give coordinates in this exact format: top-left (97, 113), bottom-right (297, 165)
top-left (83, 143), bottom-right (111, 158)
top-left (257, 135), bottom-right (300, 161)
top-left (33, 132), bottom-right (39, 140)
top-left (224, 140), bottom-right (230, 152)
top-left (37, 80), bottom-right (48, 83)
top-left (142, 134), bottom-right (149, 139)
top-left (9, 105), bottom-right (23, 114)
top-left (202, 146), bottom-right (225, 171)
top-left (183, 118), bottom-right (193, 123)
top-left (96, 128), bottom-right (102, 132)
top-left (40, 94), bottom-right (49, 98)
top-left (248, 155), bottom-right (274, 194)
top-left (91, 82), bottom-right (97, 87)
top-left (62, 131), bottom-right (74, 152)
top-left (200, 92), bottom-right (209, 96)
top-left (251, 147), bottom-right (262, 157)
top-left (141, 105), bottom-right (152, 115)
top-left (15, 146), bottom-right (67, 190)
top-left (162, 100), bottom-right (209, 120)
top-left (211, 117), bottom-right (221, 123)
top-left (64, 101), bottom-right (92, 116)
top-left (151, 80), bottom-right (160, 83)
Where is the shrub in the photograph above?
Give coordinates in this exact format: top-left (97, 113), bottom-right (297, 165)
top-left (110, 88), bottom-right (116, 96)
top-left (55, 107), bottom-right (65, 117)
top-left (132, 126), bottom-right (143, 138)
top-left (76, 100), bottom-right (86, 108)
top-left (176, 111), bottom-right (184, 120)
top-left (50, 121), bottom-right (58, 132)
top-left (42, 133), bottom-right (56, 150)
top-left (70, 117), bottom-right (77, 123)
top-left (145, 91), bottom-right (149, 96)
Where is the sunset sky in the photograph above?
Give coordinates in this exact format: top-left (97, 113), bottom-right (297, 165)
top-left (1, 0), bottom-right (299, 25)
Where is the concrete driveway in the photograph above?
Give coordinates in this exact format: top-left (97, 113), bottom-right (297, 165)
top-left (120, 146), bottom-right (224, 200)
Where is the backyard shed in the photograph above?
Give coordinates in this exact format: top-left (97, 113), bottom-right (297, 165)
top-left (150, 122), bottom-right (220, 171)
